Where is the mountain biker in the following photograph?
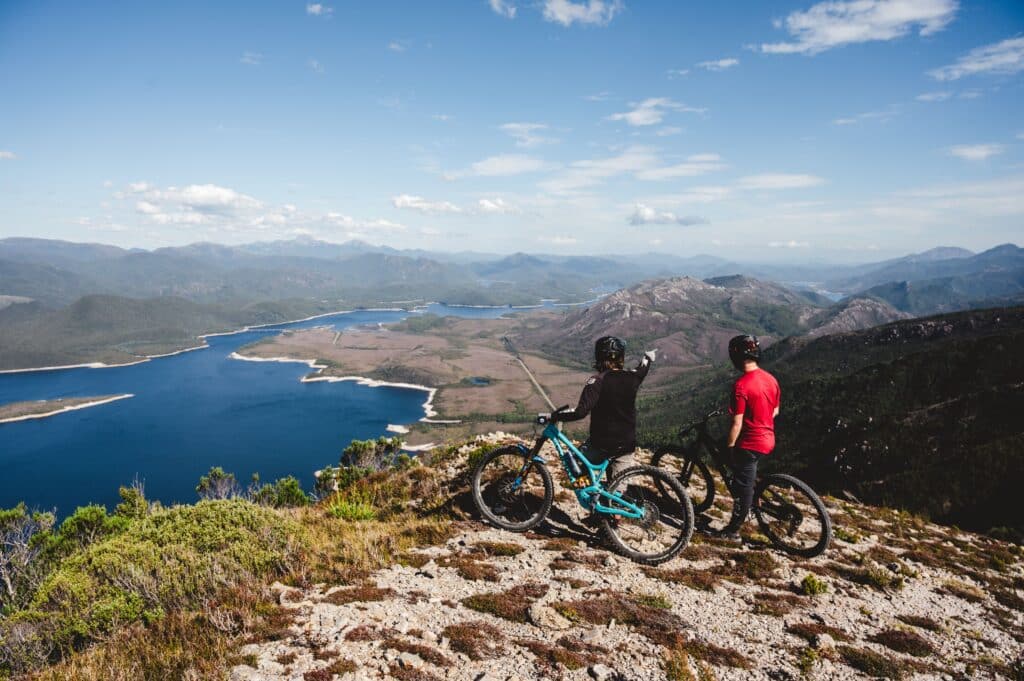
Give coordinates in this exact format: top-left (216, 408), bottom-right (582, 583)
top-left (715, 334), bottom-right (780, 540)
top-left (549, 336), bottom-right (655, 485)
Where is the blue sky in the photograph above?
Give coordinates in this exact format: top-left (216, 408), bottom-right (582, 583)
top-left (0, 0), bottom-right (1022, 261)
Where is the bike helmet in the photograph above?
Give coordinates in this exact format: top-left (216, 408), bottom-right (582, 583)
top-left (728, 334), bottom-right (760, 369)
top-left (594, 335), bottom-right (626, 370)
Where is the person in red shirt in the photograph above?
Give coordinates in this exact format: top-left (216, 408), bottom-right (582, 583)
top-left (716, 334), bottom-right (780, 539)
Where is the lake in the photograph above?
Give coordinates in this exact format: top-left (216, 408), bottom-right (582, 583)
top-left (0, 304), bottom-right (516, 515)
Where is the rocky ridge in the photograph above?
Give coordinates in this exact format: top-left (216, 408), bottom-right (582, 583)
top-left (230, 434), bottom-right (1024, 681)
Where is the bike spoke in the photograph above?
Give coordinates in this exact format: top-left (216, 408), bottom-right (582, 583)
top-left (755, 476), bottom-right (829, 555)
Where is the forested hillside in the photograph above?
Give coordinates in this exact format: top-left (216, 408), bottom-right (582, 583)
top-left (639, 306), bottom-right (1024, 539)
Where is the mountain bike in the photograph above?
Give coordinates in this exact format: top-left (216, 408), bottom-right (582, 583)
top-left (471, 409), bottom-right (694, 565)
top-left (651, 409), bottom-right (831, 558)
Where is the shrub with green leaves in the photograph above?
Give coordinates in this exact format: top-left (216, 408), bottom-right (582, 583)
top-left (251, 476), bottom-right (310, 508)
top-left (0, 500), bottom-right (300, 676)
top-left (341, 437), bottom-right (404, 470)
top-left (195, 467), bottom-right (239, 500)
top-left (800, 573), bottom-right (829, 596)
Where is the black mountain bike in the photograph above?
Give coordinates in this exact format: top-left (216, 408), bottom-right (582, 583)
top-left (651, 409), bottom-right (831, 558)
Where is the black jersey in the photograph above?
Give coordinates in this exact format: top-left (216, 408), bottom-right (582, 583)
top-left (556, 355), bottom-right (652, 454)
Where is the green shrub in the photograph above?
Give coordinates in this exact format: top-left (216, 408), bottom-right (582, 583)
top-left (0, 500), bottom-right (300, 676)
top-left (834, 527), bottom-right (861, 543)
top-left (195, 467), bottom-right (239, 500)
top-left (114, 485), bottom-right (149, 520)
top-left (327, 498), bottom-right (377, 521)
top-left (800, 573), bottom-right (829, 596)
top-left (252, 476), bottom-right (309, 508)
top-left (341, 437), bottom-right (404, 470)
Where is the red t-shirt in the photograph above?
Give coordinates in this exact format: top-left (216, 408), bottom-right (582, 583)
top-left (730, 368), bottom-right (781, 454)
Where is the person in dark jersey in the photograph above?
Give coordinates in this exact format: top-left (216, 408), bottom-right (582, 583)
top-left (549, 336), bottom-right (655, 483)
top-left (715, 334), bottom-right (780, 540)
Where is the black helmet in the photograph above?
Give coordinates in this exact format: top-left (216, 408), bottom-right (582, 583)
top-left (594, 335), bottom-right (626, 370)
top-left (728, 334), bottom-right (760, 369)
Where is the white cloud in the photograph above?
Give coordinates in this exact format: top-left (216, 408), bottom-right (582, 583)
top-left (655, 126), bottom-right (682, 137)
top-left (607, 97), bottom-right (705, 126)
top-left (542, 0), bottom-right (623, 27)
top-left (832, 108), bottom-right (898, 125)
top-left (738, 174), bottom-right (825, 190)
top-left (666, 69), bottom-right (689, 79)
top-left (308, 58), bottom-right (325, 74)
top-left (392, 194), bottom-right (463, 214)
top-left (500, 122), bottom-right (557, 148)
top-left (0, 151), bottom-right (17, 160)
top-left (538, 235), bottom-right (578, 245)
top-left (584, 91), bottom-right (611, 101)
top-left (929, 36), bottom-right (1024, 81)
top-left (387, 40), bottom-right (408, 53)
top-left (468, 154), bottom-right (548, 177)
top-left (634, 153), bottom-right (726, 180)
top-left (697, 57), bottom-right (739, 71)
top-left (628, 204), bottom-right (708, 226)
top-left (477, 197), bottom-right (519, 214)
top-left (768, 240), bottom-right (811, 248)
top-left (489, 0), bottom-right (517, 18)
top-left (948, 143), bottom-right (1004, 161)
top-left (306, 3), bottom-right (332, 16)
top-left (433, 114), bottom-right (452, 122)
top-left (135, 200), bottom-right (161, 215)
top-left (540, 146), bottom-right (658, 193)
top-left (916, 91), bottom-right (952, 102)
top-left (958, 89), bottom-right (982, 99)
top-left (761, 0), bottom-right (958, 55)
top-left (240, 52), bottom-right (262, 66)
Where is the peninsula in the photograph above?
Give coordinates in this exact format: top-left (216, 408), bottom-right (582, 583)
top-left (0, 394), bottom-right (133, 424)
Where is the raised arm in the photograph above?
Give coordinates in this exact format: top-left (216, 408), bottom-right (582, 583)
top-left (553, 375), bottom-right (602, 423)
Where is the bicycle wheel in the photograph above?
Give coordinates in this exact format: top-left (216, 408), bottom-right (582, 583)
top-left (651, 446), bottom-right (716, 514)
top-left (472, 445), bottom-right (554, 532)
top-left (754, 474), bottom-right (832, 558)
top-left (600, 465), bottom-right (694, 565)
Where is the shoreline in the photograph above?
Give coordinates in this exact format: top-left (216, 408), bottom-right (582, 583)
top-left (0, 306), bottom-right (412, 376)
top-left (227, 351), bottom-right (444, 422)
top-left (0, 394), bottom-right (135, 425)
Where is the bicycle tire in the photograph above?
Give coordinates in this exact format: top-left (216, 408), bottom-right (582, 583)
top-left (471, 445), bottom-right (554, 532)
top-left (754, 473), bottom-right (832, 558)
top-left (651, 446), bottom-right (716, 514)
top-left (600, 465), bottom-right (694, 565)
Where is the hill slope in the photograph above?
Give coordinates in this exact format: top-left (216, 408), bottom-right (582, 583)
top-left (640, 306), bottom-right (1024, 538)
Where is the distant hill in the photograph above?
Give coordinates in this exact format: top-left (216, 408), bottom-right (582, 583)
top-left (513, 274), bottom-right (907, 372)
top-left (0, 295), bottom-right (331, 369)
top-left (859, 268), bottom-right (1024, 315)
top-left (827, 243), bottom-right (1019, 294)
top-left (639, 305), bottom-right (1024, 539)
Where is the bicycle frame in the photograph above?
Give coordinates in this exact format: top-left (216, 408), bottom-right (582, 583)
top-left (511, 423), bottom-right (645, 519)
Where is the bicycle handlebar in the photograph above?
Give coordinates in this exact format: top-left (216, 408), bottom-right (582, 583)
top-left (677, 408), bottom-right (724, 436)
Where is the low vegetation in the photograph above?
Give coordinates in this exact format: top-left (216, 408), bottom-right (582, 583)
top-left (0, 437), bottom-right (458, 679)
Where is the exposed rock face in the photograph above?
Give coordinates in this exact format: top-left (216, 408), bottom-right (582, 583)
top-left (518, 276), bottom-right (826, 368)
top-left (805, 297), bottom-right (911, 338)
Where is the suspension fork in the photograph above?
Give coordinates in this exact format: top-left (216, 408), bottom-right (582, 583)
top-left (511, 438), bottom-right (547, 489)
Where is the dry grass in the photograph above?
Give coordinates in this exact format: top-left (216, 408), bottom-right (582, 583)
top-left (896, 614), bottom-right (943, 632)
top-left (786, 622), bottom-right (852, 643)
top-left (322, 584), bottom-right (396, 605)
top-left (462, 583), bottom-right (550, 623)
top-left (751, 591), bottom-right (803, 617)
top-left (442, 621), bottom-right (506, 660)
top-left (383, 637), bottom-right (451, 667)
top-left (553, 590), bottom-right (686, 647)
top-left (940, 579), bottom-right (986, 603)
top-left (471, 541), bottom-right (525, 557)
top-left (869, 629), bottom-right (935, 657)
top-left (643, 566), bottom-right (721, 592)
top-left (437, 554), bottom-right (501, 582)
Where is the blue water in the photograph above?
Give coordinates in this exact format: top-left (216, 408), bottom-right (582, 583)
top-left (0, 304), bottom-right (515, 516)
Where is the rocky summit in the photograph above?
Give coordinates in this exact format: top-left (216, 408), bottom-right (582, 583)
top-left (229, 435), bottom-right (1024, 681)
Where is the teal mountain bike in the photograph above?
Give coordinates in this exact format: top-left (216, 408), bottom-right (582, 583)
top-left (471, 410), bottom-right (694, 565)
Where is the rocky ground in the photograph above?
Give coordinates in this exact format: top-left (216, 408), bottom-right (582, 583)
top-left (230, 437), bottom-right (1024, 681)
